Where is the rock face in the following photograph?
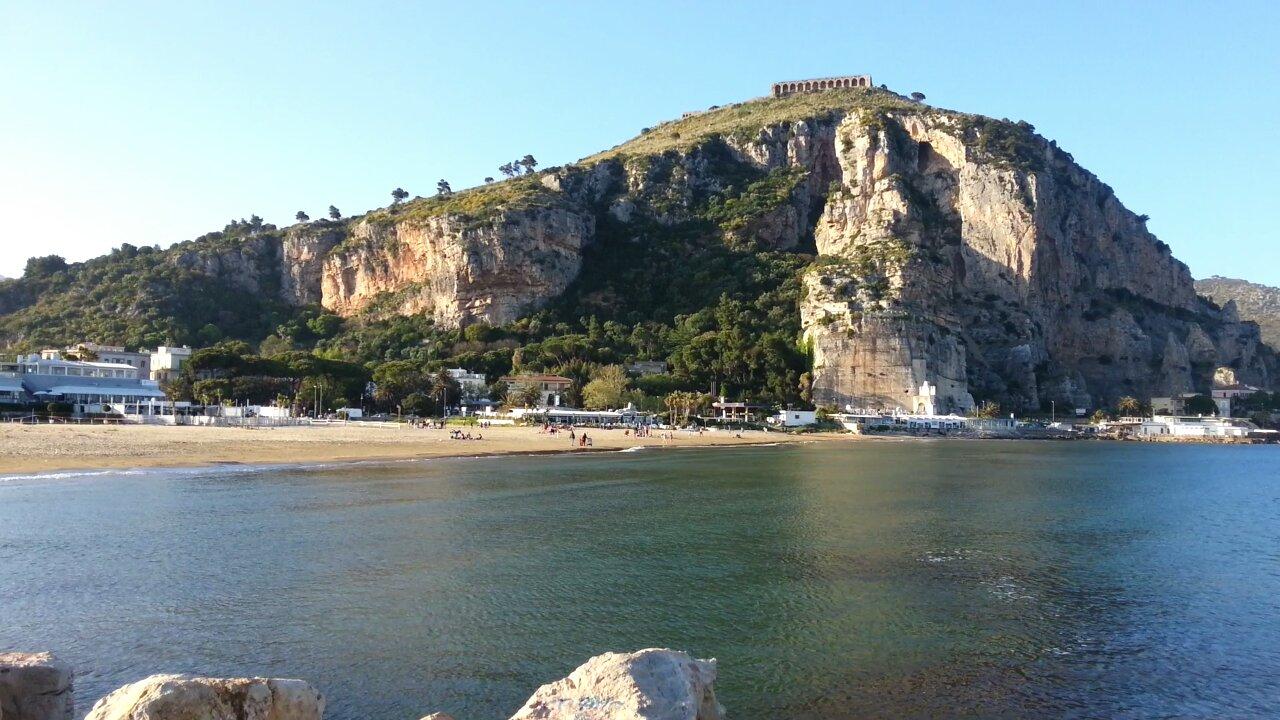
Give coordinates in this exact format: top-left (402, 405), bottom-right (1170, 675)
top-left (280, 225), bottom-right (345, 305)
top-left (0, 652), bottom-right (73, 720)
top-left (752, 109), bottom-right (1279, 412)
top-left (319, 207), bottom-right (594, 326)
top-left (84, 675), bottom-right (323, 720)
top-left (1196, 276), bottom-right (1280, 350)
top-left (509, 648), bottom-right (723, 720)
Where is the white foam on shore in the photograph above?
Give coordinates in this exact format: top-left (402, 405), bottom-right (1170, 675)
top-left (0, 468), bottom-right (149, 483)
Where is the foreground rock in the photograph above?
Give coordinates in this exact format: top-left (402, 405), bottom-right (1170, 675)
top-left (509, 648), bottom-right (722, 720)
top-left (0, 652), bottom-right (73, 720)
top-left (84, 675), bottom-right (323, 720)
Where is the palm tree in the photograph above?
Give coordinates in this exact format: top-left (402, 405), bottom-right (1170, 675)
top-left (1116, 396), bottom-right (1142, 417)
top-left (431, 369), bottom-right (459, 416)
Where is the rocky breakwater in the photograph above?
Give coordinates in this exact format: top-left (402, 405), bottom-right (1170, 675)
top-left (507, 649), bottom-right (722, 720)
top-left (0, 652), bottom-right (73, 720)
top-left (318, 181), bottom-right (595, 328)
top-left (6, 648), bottom-right (719, 720)
top-left (84, 675), bottom-right (323, 720)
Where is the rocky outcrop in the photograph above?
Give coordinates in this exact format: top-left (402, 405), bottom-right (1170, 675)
top-left (319, 207), bottom-right (594, 327)
top-left (747, 107), bottom-right (1280, 411)
top-left (509, 648), bottom-right (722, 720)
top-left (0, 652), bottom-right (73, 720)
top-left (171, 234), bottom-right (284, 298)
top-left (1196, 276), bottom-right (1280, 349)
top-left (280, 225), bottom-right (345, 305)
top-left (84, 675), bottom-right (323, 720)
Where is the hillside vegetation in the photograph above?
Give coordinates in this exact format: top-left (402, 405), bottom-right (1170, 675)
top-left (585, 87), bottom-right (924, 162)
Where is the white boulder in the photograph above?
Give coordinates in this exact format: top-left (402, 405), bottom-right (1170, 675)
top-left (0, 652), bottom-right (74, 720)
top-left (84, 674), bottom-right (323, 720)
top-left (509, 648), bottom-right (723, 720)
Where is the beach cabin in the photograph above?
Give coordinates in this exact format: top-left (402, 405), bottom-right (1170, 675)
top-left (770, 409), bottom-right (818, 427)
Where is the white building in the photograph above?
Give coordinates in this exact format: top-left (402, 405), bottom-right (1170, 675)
top-left (13, 354), bottom-right (169, 416)
top-left (150, 345), bottom-right (193, 381)
top-left (44, 343), bottom-right (153, 377)
top-left (446, 368), bottom-right (488, 398)
top-left (501, 374), bottom-right (573, 407)
top-left (1138, 415), bottom-right (1263, 439)
top-left (770, 409), bottom-right (818, 427)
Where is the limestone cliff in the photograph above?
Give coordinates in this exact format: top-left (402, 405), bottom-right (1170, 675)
top-left (318, 205), bottom-right (593, 326)
top-left (779, 109), bottom-right (1274, 411)
top-left (200, 90), bottom-right (1280, 407)
top-left (565, 90), bottom-right (1276, 411)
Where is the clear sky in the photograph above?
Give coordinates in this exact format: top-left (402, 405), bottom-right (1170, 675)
top-left (2, 1), bottom-right (1277, 284)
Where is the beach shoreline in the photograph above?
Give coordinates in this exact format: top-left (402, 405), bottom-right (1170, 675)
top-left (0, 422), bottom-right (849, 477)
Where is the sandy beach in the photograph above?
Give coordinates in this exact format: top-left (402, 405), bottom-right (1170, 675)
top-left (0, 422), bottom-right (840, 476)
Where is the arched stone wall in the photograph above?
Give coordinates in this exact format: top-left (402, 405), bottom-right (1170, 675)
top-left (771, 75), bottom-right (873, 97)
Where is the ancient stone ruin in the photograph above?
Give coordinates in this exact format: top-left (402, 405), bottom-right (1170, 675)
top-left (772, 75), bottom-right (873, 97)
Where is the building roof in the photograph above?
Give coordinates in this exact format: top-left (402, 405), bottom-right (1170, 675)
top-left (502, 374), bottom-right (573, 383)
top-left (36, 385), bottom-right (166, 397)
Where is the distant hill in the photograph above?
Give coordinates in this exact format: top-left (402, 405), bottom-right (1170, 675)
top-left (1196, 276), bottom-right (1280, 349)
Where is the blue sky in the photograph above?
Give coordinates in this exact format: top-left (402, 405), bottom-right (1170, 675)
top-left (2, 1), bottom-right (1277, 284)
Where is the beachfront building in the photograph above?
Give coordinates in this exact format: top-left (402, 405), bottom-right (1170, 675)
top-left (44, 343), bottom-right (153, 377)
top-left (501, 374), bottom-right (573, 407)
top-left (12, 353), bottom-right (170, 416)
top-left (769, 409), bottom-right (818, 427)
top-left (150, 345), bottom-right (194, 382)
top-left (834, 410), bottom-right (985, 434)
top-left (710, 397), bottom-right (762, 422)
top-left (0, 368), bottom-right (25, 406)
top-left (898, 414), bottom-right (968, 431)
top-left (1138, 415), bottom-right (1272, 439)
top-left (968, 416), bottom-right (1019, 432)
top-left (447, 368), bottom-right (488, 398)
top-left (501, 405), bottom-right (655, 427)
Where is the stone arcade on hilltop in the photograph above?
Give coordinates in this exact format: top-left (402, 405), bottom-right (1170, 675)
top-left (772, 75), bottom-right (873, 97)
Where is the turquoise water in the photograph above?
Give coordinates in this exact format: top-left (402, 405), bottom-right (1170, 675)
top-left (2, 441), bottom-right (1278, 718)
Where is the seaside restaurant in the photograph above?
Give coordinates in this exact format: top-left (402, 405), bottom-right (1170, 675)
top-left (15, 353), bottom-right (170, 416)
top-left (0, 371), bottom-right (26, 406)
